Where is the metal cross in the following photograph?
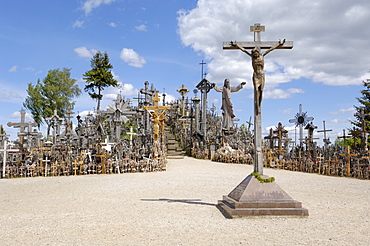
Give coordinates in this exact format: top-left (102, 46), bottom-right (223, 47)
top-left (199, 60), bottom-right (206, 80)
top-left (289, 104), bottom-right (314, 147)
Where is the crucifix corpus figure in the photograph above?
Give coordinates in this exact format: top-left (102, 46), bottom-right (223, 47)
top-left (212, 79), bottom-right (246, 132)
top-left (223, 23), bottom-right (293, 174)
top-left (231, 39), bottom-right (285, 113)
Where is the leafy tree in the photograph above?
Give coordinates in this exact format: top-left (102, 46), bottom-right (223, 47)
top-left (335, 137), bottom-right (360, 150)
top-left (23, 68), bottom-right (81, 126)
top-left (83, 51), bottom-right (118, 111)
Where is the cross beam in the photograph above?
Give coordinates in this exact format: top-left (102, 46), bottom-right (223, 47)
top-left (223, 41), bottom-right (293, 50)
top-left (223, 23), bottom-right (293, 50)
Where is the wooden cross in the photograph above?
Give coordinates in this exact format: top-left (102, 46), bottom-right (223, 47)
top-left (72, 159), bottom-right (79, 176)
top-left (7, 109), bottom-right (37, 146)
top-left (63, 106), bottom-right (75, 133)
top-left (127, 127), bottom-right (137, 147)
top-left (299, 136), bottom-right (319, 152)
top-left (317, 120), bottom-right (332, 145)
top-left (140, 81), bottom-right (155, 134)
top-left (223, 23), bottom-right (293, 175)
top-left (1, 139), bottom-right (19, 178)
top-left (337, 129), bottom-right (351, 148)
top-left (329, 157), bottom-right (341, 176)
top-left (339, 145), bottom-right (357, 176)
top-left (96, 148), bottom-right (111, 174)
top-left (177, 84), bottom-right (190, 118)
top-left (273, 123), bottom-right (288, 168)
top-left (264, 128), bottom-right (278, 149)
top-left (45, 109), bottom-right (62, 145)
top-left (142, 92), bottom-right (170, 142)
top-left (245, 116), bottom-right (253, 133)
top-left (43, 156), bottom-right (51, 177)
top-left (76, 150), bottom-right (88, 174)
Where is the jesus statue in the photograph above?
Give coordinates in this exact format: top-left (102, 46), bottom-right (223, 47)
top-left (212, 79), bottom-right (246, 132)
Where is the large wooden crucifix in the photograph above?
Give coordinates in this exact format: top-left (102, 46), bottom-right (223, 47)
top-left (142, 92), bottom-right (170, 142)
top-left (223, 23), bottom-right (293, 174)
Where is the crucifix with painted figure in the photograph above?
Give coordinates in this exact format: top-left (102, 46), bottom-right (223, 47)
top-left (223, 23), bottom-right (293, 174)
top-left (143, 92), bottom-right (170, 142)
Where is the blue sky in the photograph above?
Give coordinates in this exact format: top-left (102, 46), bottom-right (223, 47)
top-left (1, 0), bottom-right (370, 146)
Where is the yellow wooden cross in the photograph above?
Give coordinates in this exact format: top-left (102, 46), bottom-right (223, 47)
top-left (339, 145), bottom-right (357, 176)
top-left (142, 92), bottom-right (170, 141)
top-left (96, 148), bottom-right (111, 174)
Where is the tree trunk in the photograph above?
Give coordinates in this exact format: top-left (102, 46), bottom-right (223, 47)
top-left (97, 88), bottom-right (101, 111)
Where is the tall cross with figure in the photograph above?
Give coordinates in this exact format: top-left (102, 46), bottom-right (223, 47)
top-left (223, 23), bottom-right (293, 174)
top-left (143, 92), bottom-right (170, 142)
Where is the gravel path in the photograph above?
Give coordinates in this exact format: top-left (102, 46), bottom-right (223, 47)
top-left (1, 156), bottom-right (369, 245)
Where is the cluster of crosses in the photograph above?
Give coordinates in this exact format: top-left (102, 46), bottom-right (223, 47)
top-left (1, 81), bottom-right (172, 178)
top-left (1, 23), bottom-right (369, 181)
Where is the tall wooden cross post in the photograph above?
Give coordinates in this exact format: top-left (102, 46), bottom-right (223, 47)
top-left (223, 23), bottom-right (293, 174)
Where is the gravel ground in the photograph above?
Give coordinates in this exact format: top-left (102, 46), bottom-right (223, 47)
top-left (1, 156), bottom-right (369, 246)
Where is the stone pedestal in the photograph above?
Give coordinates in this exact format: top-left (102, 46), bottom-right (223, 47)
top-left (217, 174), bottom-right (309, 218)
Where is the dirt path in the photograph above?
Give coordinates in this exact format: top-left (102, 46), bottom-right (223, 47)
top-left (1, 157), bottom-right (369, 245)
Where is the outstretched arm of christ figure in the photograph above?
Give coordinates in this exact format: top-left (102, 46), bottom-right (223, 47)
top-left (230, 41), bottom-right (252, 57)
top-left (262, 39), bottom-right (285, 56)
top-left (230, 82), bottom-right (246, 92)
top-left (211, 83), bottom-right (223, 92)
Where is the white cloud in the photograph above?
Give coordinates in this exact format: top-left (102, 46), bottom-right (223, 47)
top-left (0, 91), bottom-right (22, 101)
top-left (263, 88), bottom-right (303, 99)
top-left (10, 110), bottom-right (34, 122)
top-left (24, 67), bottom-right (35, 71)
top-left (329, 107), bottom-right (356, 115)
top-left (73, 20), bottom-right (84, 28)
top-left (82, 0), bottom-right (118, 15)
top-left (330, 118), bottom-right (351, 124)
top-left (135, 24), bottom-right (147, 32)
top-left (120, 48), bottom-right (146, 68)
top-left (74, 47), bottom-right (98, 58)
top-left (177, 0), bottom-right (370, 88)
top-left (9, 66), bottom-right (17, 72)
top-left (108, 22), bottom-right (117, 27)
top-left (279, 108), bottom-right (293, 115)
top-left (158, 93), bottom-right (176, 105)
top-left (104, 82), bottom-right (139, 99)
top-left (77, 110), bottom-right (96, 119)
top-left (119, 83), bottom-right (139, 96)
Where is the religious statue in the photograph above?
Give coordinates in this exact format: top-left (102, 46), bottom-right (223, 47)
top-left (212, 79), bottom-right (246, 132)
top-left (231, 39), bottom-right (285, 113)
